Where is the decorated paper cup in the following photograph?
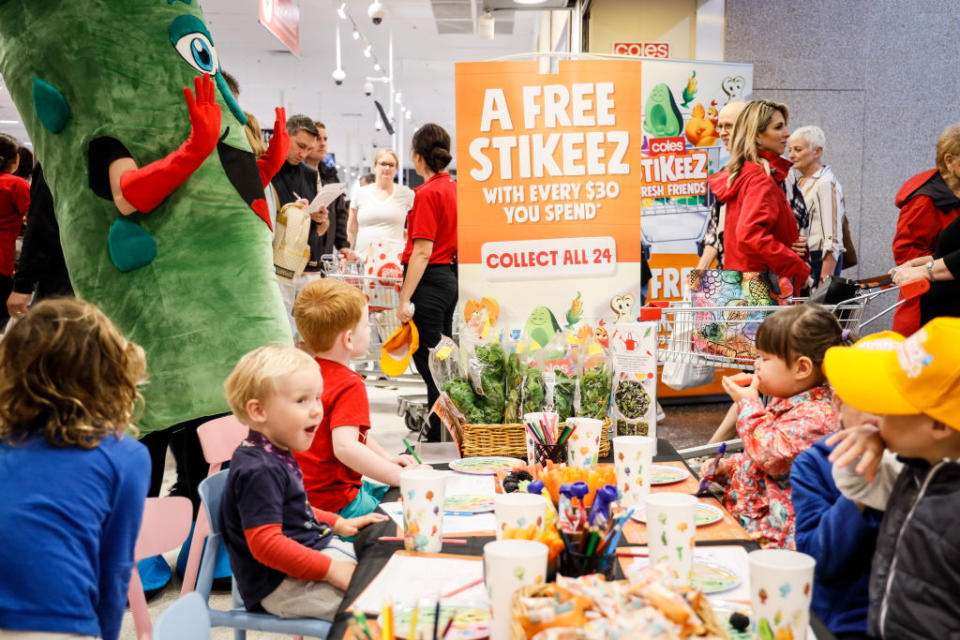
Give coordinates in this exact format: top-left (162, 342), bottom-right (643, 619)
top-left (644, 492), bottom-right (697, 584)
top-left (399, 468), bottom-right (446, 553)
top-left (565, 417), bottom-right (603, 467)
top-left (613, 435), bottom-right (655, 507)
top-left (493, 492), bottom-right (546, 540)
top-left (483, 539), bottom-right (548, 640)
top-left (749, 549), bottom-right (816, 640)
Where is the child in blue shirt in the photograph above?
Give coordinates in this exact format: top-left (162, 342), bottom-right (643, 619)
top-left (791, 395), bottom-right (882, 639)
top-left (0, 299), bottom-right (151, 640)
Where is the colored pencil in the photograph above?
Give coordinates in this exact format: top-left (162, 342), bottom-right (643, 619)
top-left (403, 438), bottom-right (423, 464)
top-left (441, 616), bottom-right (455, 639)
top-left (602, 508), bottom-right (634, 555)
top-left (354, 612), bottom-right (373, 640)
top-left (441, 577), bottom-right (483, 599)
top-left (615, 550), bottom-right (649, 558)
top-left (432, 600), bottom-right (441, 640)
top-left (381, 596), bottom-right (395, 640)
top-left (409, 601), bottom-right (419, 640)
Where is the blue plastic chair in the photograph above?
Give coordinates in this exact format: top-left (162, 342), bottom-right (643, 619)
top-left (196, 471), bottom-right (332, 640)
top-left (154, 592), bottom-right (211, 640)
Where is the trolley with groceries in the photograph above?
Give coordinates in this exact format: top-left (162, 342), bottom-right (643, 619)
top-left (655, 271), bottom-right (930, 372)
top-left (321, 253), bottom-right (405, 344)
top-left (654, 271), bottom-right (931, 461)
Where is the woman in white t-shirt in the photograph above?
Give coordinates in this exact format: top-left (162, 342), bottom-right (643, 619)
top-left (348, 148), bottom-right (415, 254)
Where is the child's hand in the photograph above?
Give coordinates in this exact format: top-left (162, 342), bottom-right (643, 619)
top-left (827, 424), bottom-right (884, 482)
top-left (334, 513), bottom-right (390, 537)
top-left (721, 373), bottom-right (760, 403)
top-left (324, 560), bottom-right (356, 591)
top-left (392, 454), bottom-right (419, 467)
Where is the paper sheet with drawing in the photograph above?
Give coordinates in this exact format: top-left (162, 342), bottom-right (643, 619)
top-left (348, 552), bottom-right (487, 613)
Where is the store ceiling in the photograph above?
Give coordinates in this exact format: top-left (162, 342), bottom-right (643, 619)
top-left (0, 0), bottom-right (545, 172)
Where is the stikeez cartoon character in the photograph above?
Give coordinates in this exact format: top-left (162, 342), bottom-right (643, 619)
top-left (0, 1), bottom-right (292, 434)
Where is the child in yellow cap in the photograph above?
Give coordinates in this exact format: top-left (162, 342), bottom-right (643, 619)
top-left (822, 317), bottom-right (960, 639)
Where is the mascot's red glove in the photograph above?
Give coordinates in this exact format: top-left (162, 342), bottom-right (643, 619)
top-left (120, 74), bottom-right (221, 213)
top-left (257, 106), bottom-right (288, 187)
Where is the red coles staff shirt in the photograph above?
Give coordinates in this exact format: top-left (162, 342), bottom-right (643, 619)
top-left (401, 172), bottom-right (457, 265)
top-left (293, 358), bottom-right (370, 512)
top-left (0, 173), bottom-right (29, 276)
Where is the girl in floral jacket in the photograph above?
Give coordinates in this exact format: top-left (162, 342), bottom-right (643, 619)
top-left (702, 305), bottom-right (847, 548)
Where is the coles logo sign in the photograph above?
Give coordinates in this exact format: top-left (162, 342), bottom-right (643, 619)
top-left (648, 137), bottom-right (686, 156)
top-left (613, 42), bottom-right (669, 58)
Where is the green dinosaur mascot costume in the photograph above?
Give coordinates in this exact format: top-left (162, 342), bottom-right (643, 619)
top-left (0, 1), bottom-right (292, 435)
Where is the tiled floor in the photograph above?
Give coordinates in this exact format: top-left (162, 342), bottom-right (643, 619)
top-left (118, 379), bottom-right (729, 639)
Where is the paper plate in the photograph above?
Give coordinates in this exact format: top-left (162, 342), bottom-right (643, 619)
top-left (630, 502), bottom-right (723, 527)
top-left (710, 601), bottom-right (818, 640)
top-left (382, 602), bottom-right (490, 640)
top-left (444, 494), bottom-right (495, 513)
top-left (691, 561), bottom-right (741, 594)
top-left (649, 464), bottom-right (690, 485)
top-left (449, 456), bottom-right (524, 475)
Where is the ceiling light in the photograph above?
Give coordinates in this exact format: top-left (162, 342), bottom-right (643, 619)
top-left (352, 28), bottom-right (360, 40)
top-left (405, 111), bottom-right (411, 120)
top-left (395, 92), bottom-right (402, 104)
top-left (337, 2), bottom-right (347, 19)
top-left (332, 68), bottom-right (346, 85)
top-left (478, 10), bottom-right (494, 40)
top-left (513, 0), bottom-right (549, 4)
top-left (373, 62), bottom-right (381, 72)
top-left (363, 44), bottom-right (372, 57)
top-left (0, 120), bottom-right (19, 124)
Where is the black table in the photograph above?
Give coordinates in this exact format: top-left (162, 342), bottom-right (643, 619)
top-left (329, 438), bottom-right (836, 640)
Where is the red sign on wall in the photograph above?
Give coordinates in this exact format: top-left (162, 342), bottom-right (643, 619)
top-left (259, 0), bottom-right (300, 56)
top-left (613, 42), bottom-right (669, 58)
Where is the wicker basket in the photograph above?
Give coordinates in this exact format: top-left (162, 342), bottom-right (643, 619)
top-left (461, 422), bottom-right (526, 458)
top-left (459, 417), bottom-right (613, 459)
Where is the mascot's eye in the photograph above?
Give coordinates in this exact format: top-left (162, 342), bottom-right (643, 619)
top-left (174, 32), bottom-right (219, 74)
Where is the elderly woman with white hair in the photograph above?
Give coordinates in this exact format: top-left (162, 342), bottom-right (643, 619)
top-left (787, 125), bottom-right (846, 286)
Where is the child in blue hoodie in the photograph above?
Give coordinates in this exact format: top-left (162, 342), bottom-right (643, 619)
top-left (791, 395), bottom-right (882, 640)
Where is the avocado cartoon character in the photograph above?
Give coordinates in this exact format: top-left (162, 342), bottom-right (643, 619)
top-left (524, 306), bottom-right (561, 349)
top-left (643, 83), bottom-right (684, 138)
top-left (0, 1), bottom-right (292, 434)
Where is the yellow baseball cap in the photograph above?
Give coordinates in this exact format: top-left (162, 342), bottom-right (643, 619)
top-left (380, 320), bottom-right (419, 377)
top-left (823, 317), bottom-right (960, 431)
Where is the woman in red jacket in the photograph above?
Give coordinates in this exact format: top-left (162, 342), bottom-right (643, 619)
top-left (890, 124), bottom-right (960, 335)
top-left (708, 100), bottom-right (810, 295)
top-left (0, 134), bottom-right (30, 326)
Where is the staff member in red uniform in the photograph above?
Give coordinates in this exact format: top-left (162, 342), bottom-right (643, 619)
top-left (397, 124), bottom-right (457, 442)
top-left (891, 123), bottom-right (960, 335)
top-left (0, 134), bottom-right (30, 327)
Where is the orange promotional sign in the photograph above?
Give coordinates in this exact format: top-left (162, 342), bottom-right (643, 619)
top-left (455, 59), bottom-right (646, 328)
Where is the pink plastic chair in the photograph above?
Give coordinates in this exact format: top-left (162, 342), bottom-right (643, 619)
top-left (179, 415), bottom-right (249, 596)
top-left (128, 497), bottom-right (193, 640)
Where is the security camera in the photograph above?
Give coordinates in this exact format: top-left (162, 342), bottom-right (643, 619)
top-left (363, 80), bottom-right (374, 96)
top-left (368, 1), bottom-right (385, 25)
top-left (332, 68), bottom-right (346, 86)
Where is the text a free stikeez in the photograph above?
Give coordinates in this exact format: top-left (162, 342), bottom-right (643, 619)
top-left (467, 82), bottom-right (629, 225)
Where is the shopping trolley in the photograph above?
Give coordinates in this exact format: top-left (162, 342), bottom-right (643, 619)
top-left (321, 253), bottom-right (404, 343)
top-left (656, 275), bottom-right (930, 371)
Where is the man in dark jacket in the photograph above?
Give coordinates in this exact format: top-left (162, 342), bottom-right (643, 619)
top-left (6, 164), bottom-right (73, 318)
top-left (303, 120), bottom-right (352, 261)
top-left (271, 115), bottom-right (331, 316)
top-left (823, 318), bottom-right (960, 639)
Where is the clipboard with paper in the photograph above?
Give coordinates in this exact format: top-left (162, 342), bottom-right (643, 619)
top-left (307, 182), bottom-right (345, 213)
